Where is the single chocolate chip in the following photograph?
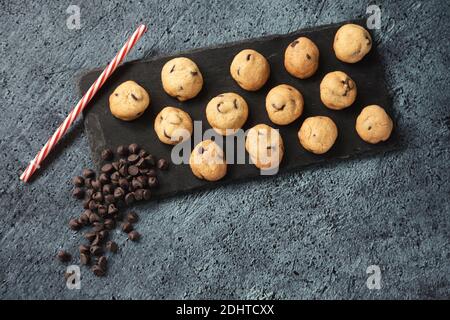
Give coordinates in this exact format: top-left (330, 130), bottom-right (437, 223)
top-left (122, 222), bottom-right (133, 233)
top-left (101, 164), bottom-right (114, 174)
top-left (119, 178), bottom-right (129, 190)
top-left (136, 175), bottom-right (148, 187)
top-left (82, 199), bottom-right (90, 209)
top-left (306, 53), bottom-right (311, 60)
top-left (57, 250), bottom-right (72, 263)
top-left (101, 149), bottom-right (114, 161)
top-left (128, 165), bottom-right (139, 176)
top-left (99, 173), bottom-right (110, 185)
top-left (126, 212), bottom-right (139, 223)
top-left (91, 235), bottom-right (102, 246)
top-left (85, 188), bottom-right (94, 199)
top-left (110, 171), bottom-right (120, 181)
top-left (134, 189), bottom-right (144, 201)
top-left (130, 93), bottom-right (139, 101)
top-left (72, 187), bottom-right (84, 199)
top-left (88, 200), bottom-right (98, 211)
top-left (368, 126), bottom-right (372, 130)
top-left (127, 154), bottom-right (140, 164)
top-left (104, 219), bottom-right (115, 230)
top-left (198, 147), bottom-right (204, 154)
top-left (106, 241), bottom-right (118, 253)
top-left (170, 64), bottom-right (175, 73)
top-left (136, 157), bottom-right (146, 169)
top-left (79, 244), bottom-right (90, 255)
top-left (92, 222), bottom-right (104, 232)
top-left (116, 145), bottom-right (129, 157)
top-left (92, 192), bottom-right (103, 202)
top-left (69, 218), bottom-right (82, 231)
top-left (91, 179), bottom-right (102, 191)
top-left (104, 194), bottom-right (115, 204)
top-left (128, 143), bottom-right (140, 154)
top-left (102, 184), bottom-right (114, 194)
top-left (157, 158), bottom-right (169, 170)
top-left (132, 178), bottom-right (144, 190)
top-left (128, 231), bottom-right (140, 241)
top-left (148, 176), bottom-right (159, 188)
top-left (147, 169), bottom-right (157, 177)
top-left (97, 205), bottom-right (108, 217)
top-left (108, 204), bottom-right (119, 216)
top-left (139, 168), bottom-right (149, 175)
top-left (82, 169), bottom-right (95, 178)
top-left (125, 193), bottom-right (135, 205)
top-left (139, 149), bottom-right (149, 157)
top-left (92, 265), bottom-right (105, 277)
top-left (90, 245), bottom-right (103, 256)
top-left (143, 189), bottom-right (151, 201)
top-left (233, 99), bottom-right (238, 109)
top-left (72, 176), bottom-right (84, 187)
top-left (79, 211), bottom-right (90, 225)
top-left (114, 187), bottom-right (125, 200)
top-left (89, 213), bottom-right (100, 224)
top-left (290, 40), bottom-right (299, 47)
top-left (84, 232), bottom-right (97, 242)
top-left (98, 230), bottom-right (109, 240)
top-left (118, 164), bottom-right (128, 177)
top-left (98, 256), bottom-right (107, 271)
top-left (246, 53), bottom-right (252, 60)
top-left (84, 178), bottom-right (93, 188)
top-left (191, 70), bottom-right (198, 76)
top-left (80, 253), bottom-right (90, 265)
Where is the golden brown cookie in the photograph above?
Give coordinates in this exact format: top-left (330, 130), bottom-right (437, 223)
top-left (206, 92), bottom-right (249, 136)
top-left (298, 116), bottom-right (338, 154)
top-left (230, 49), bottom-right (270, 91)
top-left (333, 24), bottom-right (372, 63)
top-left (189, 140), bottom-right (227, 181)
top-left (161, 57), bottom-right (203, 101)
top-left (356, 105), bottom-right (393, 144)
top-left (265, 84), bottom-right (304, 125)
top-left (245, 124), bottom-right (284, 170)
top-left (320, 71), bottom-right (357, 110)
top-left (109, 80), bottom-right (150, 121)
top-left (154, 106), bottom-right (193, 145)
top-left (284, 37), bottom-right (319, 79)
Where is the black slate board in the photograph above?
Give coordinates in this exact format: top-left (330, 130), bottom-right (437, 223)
top-left (80, 19), bottom-right (397, 199)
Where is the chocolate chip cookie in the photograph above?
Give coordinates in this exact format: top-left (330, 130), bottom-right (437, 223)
top-left (109, 81), bottom-right (150, 121)
top-left (206, 92), bottom-right (248, 136)
top-left (265, 84), bottom-right (304, 125)
top-left (356, 105), bottom-right (393, 144)
top-left (189, 140), bottom-right (227, 181)
top-left (230, 49), bottom-right (270, 91)
top-left (284, 37), bottom-right (319, 79)
top-left (245, 124), bottom-right (284, 170)
top-left (334, 24), bottom-right (372, 63)
top-left (154, 106), bottom-right (193, 145)
top-left (320, 71), bottom-right (357, 110)
top-left (298, 116), bottom-right (338, 154)
top-left (161, 57), bottom-right (203, 101)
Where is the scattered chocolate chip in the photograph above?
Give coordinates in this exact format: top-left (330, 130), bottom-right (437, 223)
top-left (119, 178), bottom-right (129, 190)
top-left (101, 163), bottom-right (114, 174)
top-left (82, 169), bottom-right (95, 178)
top-left (90, 245), bottom-right (103, 256)
top-left (114, 187), bottom-right (125, 200)
top-left (108, 204), bottom-right (119, 216)
top-left (92, 222), bottom-right (104, 232)
top-left (57, 250), bottom-right (72, 263)
top-left (139, 149), bottom-right (149, 158)
top-left (126, 212), bottom-right (139, 223)
top-left (116, 145), bottom-right (129, 157)
top-left (157, 158), bottom-right (169, 170)
top-left (79, 244), bottom-right (90, 255)
top-left (88, 200), bottom-right (98, 211)
top-left (89, 213), bottom-right (100, 224)
top-left (106, 241), bottom-right (118, 253)
top-left (128, 143), bottom-right (140, 154)
top-left (82, 199), bottom-right (90, 209)
top-left (128, 231), bottom-right (140, 241)
top-left (146, 168), bottom-right (157, 177)
top-left (92, 265), bottom-right (105, 277)
top-left (98, 256), bottom-right (107, 271)
top-left (148, 176), bottom-right (159, 188)
top-left (143, 189), bottom-right (151, 201)
top-left (79, 211), bottom-right (91, 225)
top-left (72, 176), bottom-right (84, 187)
top-left (99, 173), bottom-right (110, 185)
top-left (128, 165), bottom-right (139, 176)
top-left (80, 253), bottom-right (90, 265)
top-left (91, 179), bottom-right (102, 191)
top-left (110, 171), bottom-right (120, 181)
top-left (104, 219), bottom-right (115, 230)
top-left (92, 192), bottom-right (103, 203)
top-left (69, 218), bottom-right (82, 231)
top-left (134, 189), bottom-right (144, 201)
top-left (122, 222), bottom-right (133, 233)
top-left (125, 192), bottom-right (135, 205)
top-left (102, 184), bottom-right (113, 194)
top-left (84, 232), bottom-right (97, 242)
top-left (72, 187), bottom-right (84, 199)
top-left (101, 149), bottom-right (114, 161)
top-left (127, 154), bottom-right (140, 164)
top-left (98, 230), bottom-right (109, 240)
top-left (104, 194), bottom-right (115, 204)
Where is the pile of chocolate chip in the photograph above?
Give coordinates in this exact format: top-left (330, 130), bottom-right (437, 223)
top-left (58, 143), bottom-right (169, 277)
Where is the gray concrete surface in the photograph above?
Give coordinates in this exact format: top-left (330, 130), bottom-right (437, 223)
top-left (0, 0), bottom-right (449, 299)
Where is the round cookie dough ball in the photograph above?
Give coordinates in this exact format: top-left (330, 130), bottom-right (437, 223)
top-left (265, 84), bottom-right (304, 125)
top-left (154, 106), bottom-right (193, 145)
top-left (320, 71), bottom-right (357, 110)
top-left (189, 140), bottom-right (227, 181)
top-left (356, 105), bottom-right (393, 144)
top-left (245, 124), bottom-right (284, 170)
top-left (161, 57), bottom-right (203, 101)
top-left (109, 80), bottom-right (150, 121)
top-left (333, 24), bottom-right (372, 63)
top-left (298, 116), bottom-right (338, 154)
top-left (284, 37), bottom-right (320, 79)
top-left (206, 92), bottom-right (249, 136)
top-left (230, 49), bottom-right (270, 91)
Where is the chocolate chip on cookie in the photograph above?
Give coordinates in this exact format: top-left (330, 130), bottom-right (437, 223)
top-left (161, 57), bottom-right (203, 101)
top-left (189, 140), bottom-right (227, 181)
top-left (284, 37), bottom-right (319, 79)
top-left (245, 124), bottom-right (284, 170)
top-left (333, 24), bottom-right (372, 63)
top-left (265, 84), bottom-right (304, 125)
top-left (320, 71), bottom-right (357, 110)
top-left (109, 81), bottom-right (150, 121)
top-left (356, 105), bottom-right (393, 144)
top-left (230, 49), bottom-right (270, 91)
top-left (298, 116), bottom-right (338, 154)
top-left (154, 106), bottom-right (193, 145)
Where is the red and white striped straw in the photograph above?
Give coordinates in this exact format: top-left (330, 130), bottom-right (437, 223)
top-left (20, 24), bottom-right (148, 183)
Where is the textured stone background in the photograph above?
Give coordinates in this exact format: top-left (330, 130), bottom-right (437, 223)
top-left (0, 0), bottom-right (449, 299)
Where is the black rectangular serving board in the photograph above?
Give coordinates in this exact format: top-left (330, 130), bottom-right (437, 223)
top-left (80, 19), bottom-right (397, 199)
